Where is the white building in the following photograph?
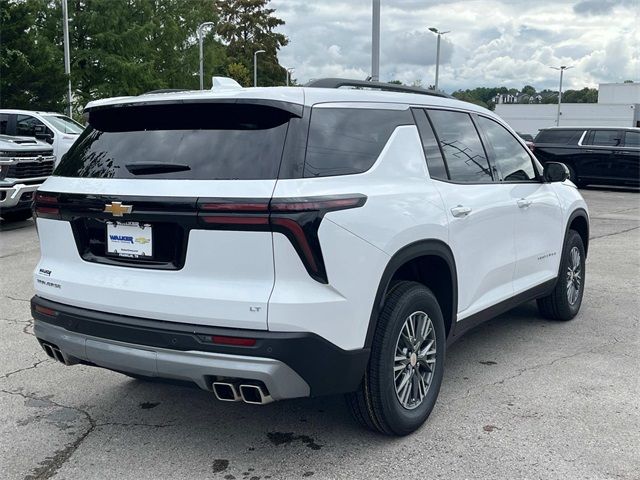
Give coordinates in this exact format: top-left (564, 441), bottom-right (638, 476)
top-left (495, 83), bottom-right (640, 136)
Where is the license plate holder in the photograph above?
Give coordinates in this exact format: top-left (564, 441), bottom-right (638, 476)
top-left (106, 222), bottom-right (153, 258)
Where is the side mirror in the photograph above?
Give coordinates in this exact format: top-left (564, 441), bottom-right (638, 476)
top-left (543, 162), bottom-right (570, 183)
top-left (35, 131), bottom-right (54, 145)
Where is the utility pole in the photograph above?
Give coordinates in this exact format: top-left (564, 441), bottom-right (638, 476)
top-left (550, 65), bottom-right (573, 126)
top-left (253, 50), bottom-right (265, 87)
top-left (62, 0), bottom-right (72, 117)
top-left (198, 22), bottom-right (215, 90)
top-left (371, 0), bottom-right (380, 81)
top-left (428, 27), bottom-right (450, 92)
top-left (286, 68), bottom-right (295, 86)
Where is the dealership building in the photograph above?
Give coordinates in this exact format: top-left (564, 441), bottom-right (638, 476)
top-left (495, 82), bottom-right (640, 136)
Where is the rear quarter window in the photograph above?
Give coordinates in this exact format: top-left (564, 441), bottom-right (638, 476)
top-left (54, 103), bottom-right (293, 180)
top-left (303, 107), bottom-right (413, 177)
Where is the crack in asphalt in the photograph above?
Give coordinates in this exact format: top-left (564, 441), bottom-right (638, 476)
top-left (0, 389), bottom-right (174, 480)
top-left (4, 295), bottom-right (30, 302)
top-left (1, 389), bottom-right (96, 480)
top-left (463, 337), bottom-right (623, 399)
top-left (0, 359), bottom-right (50, 380)
top-left (590, 225), bottom-right (640, 241)
top-left (0, 390), bottom-right (173, 480)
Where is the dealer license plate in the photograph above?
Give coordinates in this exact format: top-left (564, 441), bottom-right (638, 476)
top-left (106, 222), bottom-right (153, 258)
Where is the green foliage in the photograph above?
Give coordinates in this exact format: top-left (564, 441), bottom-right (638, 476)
top-left (1, 0), bottom-right (289, 113)
top-left (214, 0), bottom-right (288, 87)
top-left (226, 62), bottom-right (251, 87)
top-left (0, 0), bottom-right (67, 111)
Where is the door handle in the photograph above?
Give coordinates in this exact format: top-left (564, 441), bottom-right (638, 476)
top-left (451, 205), bottom-right (472, 217)
top-left (517, 198), bottom-right (533, 208)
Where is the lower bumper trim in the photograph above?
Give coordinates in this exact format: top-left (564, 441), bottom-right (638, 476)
top-left (34, 320), bottom-right (310, 400)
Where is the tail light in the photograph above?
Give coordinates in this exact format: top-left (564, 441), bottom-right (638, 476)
top-left (198, 195), bottom-right (367, 283)
top-left (33, 192), bottom-right (61, 219)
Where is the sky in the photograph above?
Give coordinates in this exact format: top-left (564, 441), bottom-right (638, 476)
top-left (270, 0), bottom-right (640, 93)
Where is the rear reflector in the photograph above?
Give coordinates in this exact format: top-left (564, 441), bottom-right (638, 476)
top-left (35, 305), bottom-right (57, 316)
top-left (211, 335), bottom-right (257, 347)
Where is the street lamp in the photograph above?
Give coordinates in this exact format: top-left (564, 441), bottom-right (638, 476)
top-left (286, 67), bottom-right (295, 86)
top-left (253, 50), bottom-right (266, 87)
top-left (428, 27), bottom-right (450, 92)
top-left (62, 0), bottom-right (72, 117)
top-left (550, 65), bottom-right (574, 126)
top-left (198, 22), bottom-right (215, 90)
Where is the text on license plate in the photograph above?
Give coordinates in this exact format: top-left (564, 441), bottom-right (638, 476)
top-left (106, 222), bottom-right (152, 258)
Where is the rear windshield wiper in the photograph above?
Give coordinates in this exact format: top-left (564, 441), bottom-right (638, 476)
top-left (125, 163), bottom-right (191, 175)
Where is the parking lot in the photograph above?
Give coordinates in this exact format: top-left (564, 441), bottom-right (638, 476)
top-left (0, 187), bottom-right (638, 480)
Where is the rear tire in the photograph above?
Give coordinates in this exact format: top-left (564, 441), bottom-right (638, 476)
top-left (346, 281), bottom-right (446, 436)
top-left (1, 210), bottom-right (32, 222)
top-left (537, 230), bottom-right (586, 321)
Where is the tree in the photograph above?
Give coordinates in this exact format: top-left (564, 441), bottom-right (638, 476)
top-left (214, 0), bottom-right (288, 87)
top-left (521, 85), bottom-right (536, 96)
top-left (0, 0), bottom-right (67, 110)
top-left (226, 62), bottom-right (251, 87)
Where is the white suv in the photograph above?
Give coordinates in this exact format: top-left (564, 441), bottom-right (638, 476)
top-left (31, 79), bottom-right (588, 435)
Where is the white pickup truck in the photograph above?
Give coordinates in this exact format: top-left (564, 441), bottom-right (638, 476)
top-left (0, 134), bottom-right (56, 221)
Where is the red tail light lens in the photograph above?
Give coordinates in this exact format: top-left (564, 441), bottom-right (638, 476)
top-left (197, 194), bottom-right (367, 283)
top-left (35, 305), bottom-right (57, 316)
top-left (34, 193), bottom-right (61, 219)
top-left (212, 335), bottom-right (257, 347)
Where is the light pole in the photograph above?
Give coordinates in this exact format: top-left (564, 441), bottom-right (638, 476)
top-left (62, 0), bottom-right (72, 117)
top-left (253, 50), bottom-right (266, 87)
top-left (428, 27), bottom-right (450, 91)
top-left (286, 67), bottom-right (295, 86)
top-left (198, 22), bottom-right (215, 90)
top-left (550, 65), bottom-right (573, 126)
top-left (371, 0), bottom-right (380, 81)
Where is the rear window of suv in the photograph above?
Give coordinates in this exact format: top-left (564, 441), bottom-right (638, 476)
top-left (303, 107), bottom-right (413, 177)
top-left (54, 103), bottom-right (293, 180)
top-left (534, 129), bottom-right (583, 144)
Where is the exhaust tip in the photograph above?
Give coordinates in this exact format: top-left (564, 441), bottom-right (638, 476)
top-left (239, 384), bottom-right (273, 405)
top-left (212, 382), bottom-right (241, 402)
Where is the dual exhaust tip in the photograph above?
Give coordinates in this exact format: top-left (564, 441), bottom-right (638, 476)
top-left (39, 340), bottom-right (77, 366)
top-left (212, 381), bottom-right (273, 405)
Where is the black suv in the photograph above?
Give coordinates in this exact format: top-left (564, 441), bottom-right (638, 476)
top-left (533, 127), bottom-right (639, 187)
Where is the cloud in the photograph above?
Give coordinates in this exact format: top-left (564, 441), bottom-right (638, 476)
top-left (271, 0), bottom-right (640, 91)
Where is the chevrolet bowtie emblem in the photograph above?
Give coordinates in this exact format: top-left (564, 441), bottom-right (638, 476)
top-left (104, 202), bottom-right (132, 217)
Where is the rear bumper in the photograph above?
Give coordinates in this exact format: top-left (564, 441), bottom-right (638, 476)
top-left (31, 296), bottom-right (369, 399)
top-left (0, 182), bottom-right (42, 210)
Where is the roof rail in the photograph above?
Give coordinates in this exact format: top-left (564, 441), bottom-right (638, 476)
top-left (304, 77), bottom-right (450, 98)
top-left (143, 89), bottom-right (190, 95)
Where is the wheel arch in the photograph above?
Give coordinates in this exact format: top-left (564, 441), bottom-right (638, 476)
top-left (566, 208), bottom-right (589, 257)
top-left (364, 239), bottom-right (458, 348)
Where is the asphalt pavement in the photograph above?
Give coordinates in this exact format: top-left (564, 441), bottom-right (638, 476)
top-left (1, 186), bottom-right (638, 480)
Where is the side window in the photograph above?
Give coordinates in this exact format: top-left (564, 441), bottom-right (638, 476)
top-left (534, 129), bottom-right (582, 144)
top-left (0, 114), bottom-right (9, 134)
top-left (477, 116), bottom-right (537, 182)
top-left (16, 115), bottom-right (49, 137)
top-left (304, 107), bottom-right (413, 177)
top-left (412, 109), bottom-right (448, 180)
top-left (586, 130), bottom-right (620, 147)
top-left (623, 130), bottom-right (640, 147)
top-left (427, 109), bottom-right (493, 183)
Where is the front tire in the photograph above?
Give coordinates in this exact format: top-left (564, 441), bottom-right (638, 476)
top-left (537, 230), bottom-right (586, 320)
top-left (346, 281), bottom-right (446, 436)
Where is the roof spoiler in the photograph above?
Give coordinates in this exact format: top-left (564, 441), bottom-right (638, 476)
top-left (305, 77), bottom-right (451, 98)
